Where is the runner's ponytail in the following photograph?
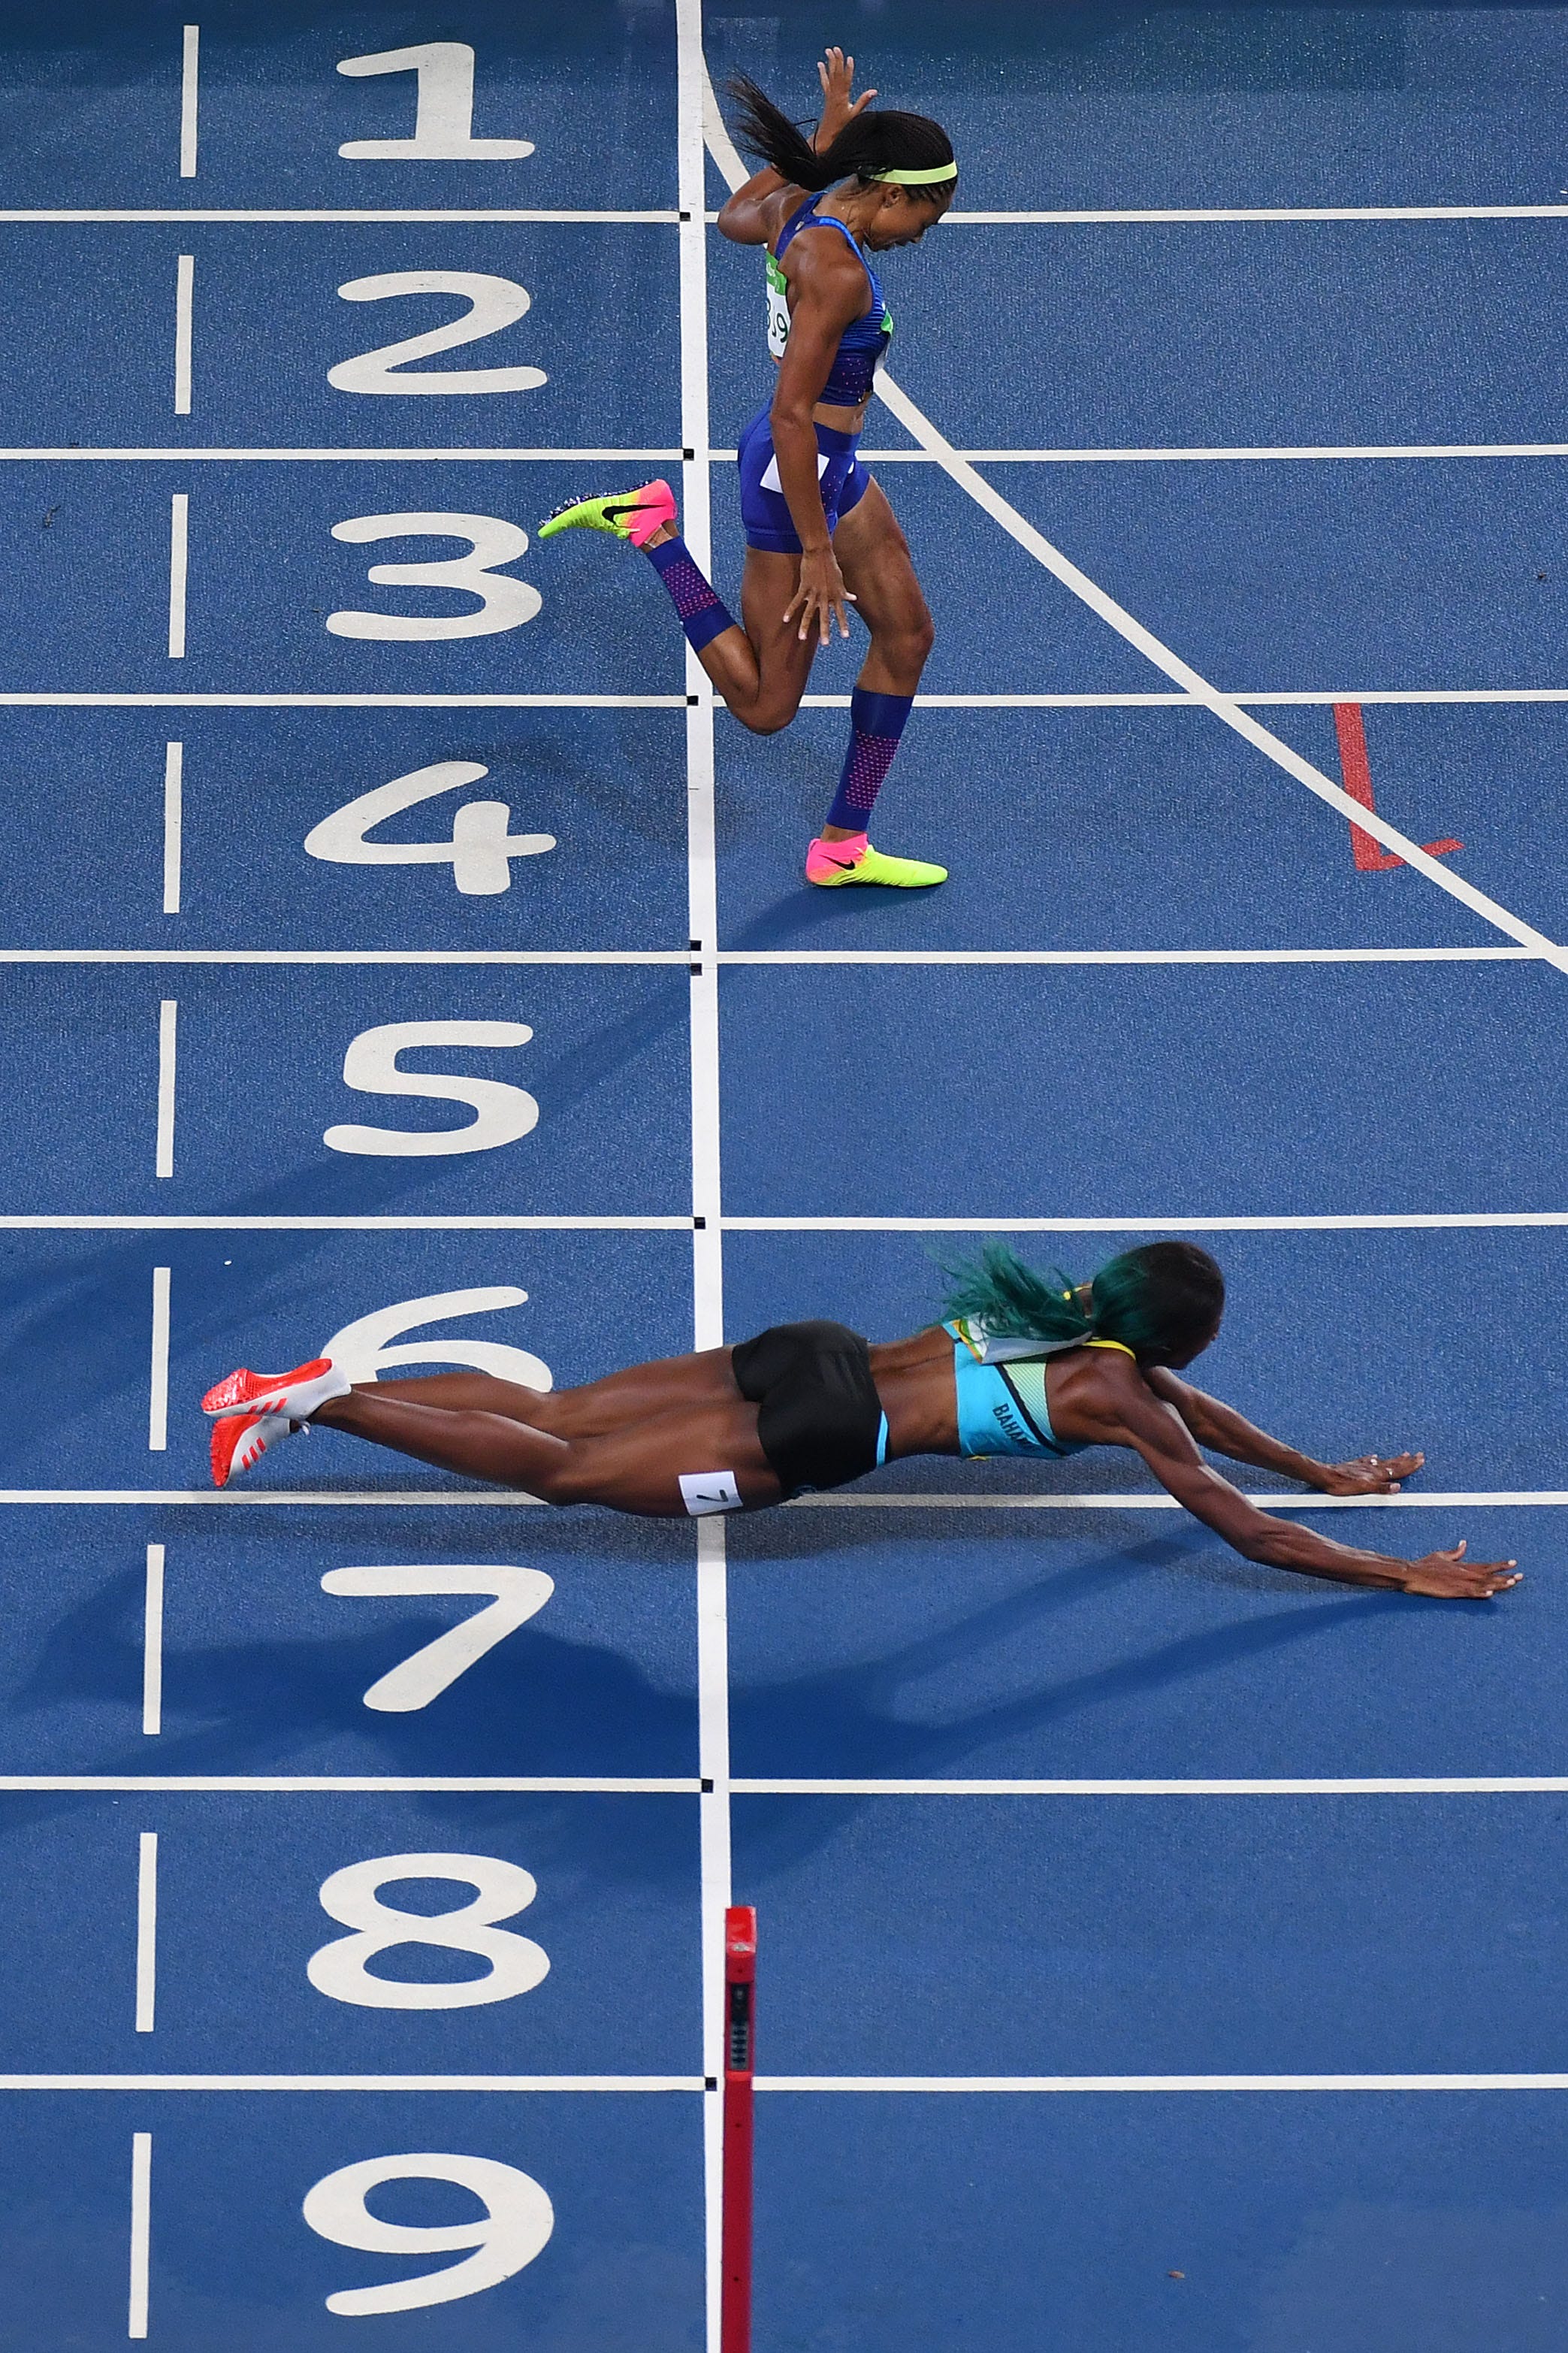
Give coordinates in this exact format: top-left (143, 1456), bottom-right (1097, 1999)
top-left (938, 1240), bottom-right (1225, 1366)
top-left (726, 74), bottom-right (956, 196)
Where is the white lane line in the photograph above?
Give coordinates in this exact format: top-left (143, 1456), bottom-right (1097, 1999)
top-left (0, 209), bottom-right (678, 224)
top-left (14, 2070), bottom-right (1564, 2095)
top-left (134, 1835), bottom-right (158, 2033)
top-left (141, 1546), bottom-right (165, 1737)
top-left (178, 26), bottom-right (198, 179)
top-left (0, 1489), bottom-right (1556, 1511)
top-left (700, 80), bottom-right (1566, 973)
top-left (829, 444), bottom-right (1568, 464)
top-left (720, 948), bottom-right (1533, 965)
top-left (161, 743), bottom-right (183, 914)
top-left (154, 1001), bottom-right (177, 1179)
top-left (0, 951), bottom-right (688, 965)
top-left (729, 1213), bottom-right (1568, 1231)
top-left (938, 205), bottom-right (1568, 225)
top-left (0, 694), bottom-right (689, 708)
top-left (172, 257), bottom-right (194, 414)
top-left (758, 2073), bottom-right (1568, 2092)
top-left (0, 1214), bottom-right (692, 1229)
top-left (0, 689), bottom-right (1564, 708)
top-left (787, 1490), bottom-right (1565, 1511)
top-left (0, 1491), bottom-right (554, 1505)
top-left (11, 443), bottom-right (1568, 465)
top-left (0, 448), bottom-right (687, 461)
top-left (127, 2131), bottom-right (152, 2336)
top-left (678, 14), bottom-right (731, 2346)
top-left (165, 494), bottom-right (188, 658)
top-left (0, 1776), bottom-right (697, 1792)
top-left (6, 2073), bottom-right (702, 2091)
top-left (147, 1271), bottom-right (171, 1453)
top-left (794, 692), bottom-right (1568, 706)
top-left (0, 947), bottom-right (1531, 968)
top-left (734, 1778), bottom-right (1568, 1796)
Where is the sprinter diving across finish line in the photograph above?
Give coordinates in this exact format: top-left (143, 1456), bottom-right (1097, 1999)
top-left (201, 1240), bottom-right (1518, 1600)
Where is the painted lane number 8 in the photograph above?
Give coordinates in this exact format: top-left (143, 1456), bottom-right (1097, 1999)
top-left (308, 1852), bottom-right (549, 2010)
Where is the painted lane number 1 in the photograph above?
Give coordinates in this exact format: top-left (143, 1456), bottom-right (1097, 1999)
top-left (337, 44), bottom-right (534, 162)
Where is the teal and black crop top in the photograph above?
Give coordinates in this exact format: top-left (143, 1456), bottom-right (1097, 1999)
top-left (945, 1317), bottom-right (1135, 1461)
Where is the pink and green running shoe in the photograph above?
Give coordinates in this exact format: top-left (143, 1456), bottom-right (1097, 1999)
top-left (538, 479), bottom-right (677, 550)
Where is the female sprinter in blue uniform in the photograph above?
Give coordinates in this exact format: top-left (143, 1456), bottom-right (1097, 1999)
top-left (539, 50), bottom-right (956, 890)
top-left (201, 1239), bottom-right (1518, 1601)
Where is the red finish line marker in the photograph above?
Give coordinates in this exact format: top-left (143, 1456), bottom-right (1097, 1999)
top-left (1332, 702), bottom-right (1462, 873)
top-left (721, 1905), bottom-right (757, 2353)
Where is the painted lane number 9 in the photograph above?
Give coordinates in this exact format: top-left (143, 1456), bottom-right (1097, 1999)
top-left (304, 2152), bottom-right (553, 2315)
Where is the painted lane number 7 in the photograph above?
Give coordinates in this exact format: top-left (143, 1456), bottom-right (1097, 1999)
top-left (322, 1564), bottom-right (554, 1710)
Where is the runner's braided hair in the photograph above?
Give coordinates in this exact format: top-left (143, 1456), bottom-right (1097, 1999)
top-left (726, 74), bottom-right (955, 196)
top-left (939, 1240), bottom-right (1225, 1366)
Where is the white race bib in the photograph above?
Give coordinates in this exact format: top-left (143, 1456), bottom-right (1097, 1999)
top-left (679, 1469), bottom-right (744, 1517)
top-left (765, 252), bottom-right (790, 359)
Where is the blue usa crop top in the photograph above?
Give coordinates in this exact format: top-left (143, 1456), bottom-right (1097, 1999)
top-left (765, 194), bottom-right (893, 407)
top-left (945, 1318), bottom-right (1137, 1461)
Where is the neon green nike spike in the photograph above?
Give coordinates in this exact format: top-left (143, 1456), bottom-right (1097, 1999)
top-left (538, 479), bottom-right (676, 549)
top-left (805, 837), bottom-right (948, 888)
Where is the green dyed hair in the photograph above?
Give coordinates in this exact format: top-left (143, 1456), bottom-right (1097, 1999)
top-left (938, 1239), bottom-right (1225, 1366)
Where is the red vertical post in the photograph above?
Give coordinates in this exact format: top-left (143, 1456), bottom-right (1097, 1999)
top-left (721, 1904), bottom-right (756, 2353)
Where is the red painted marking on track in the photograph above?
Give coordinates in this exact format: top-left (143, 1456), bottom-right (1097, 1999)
top-left (1332, 703), bottom-right (1462, 873)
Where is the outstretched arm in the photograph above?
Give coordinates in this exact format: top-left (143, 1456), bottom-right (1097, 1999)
top-left (1146, 1367), bottom-right (1424, 1496)
top-left (1105, 1379), bottom-right (1519, 1600)
top-left (717, 47), bottom-right (875, 243)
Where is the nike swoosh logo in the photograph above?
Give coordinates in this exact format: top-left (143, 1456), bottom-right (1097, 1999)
top-left (823, 855), bottom-right (861, 870)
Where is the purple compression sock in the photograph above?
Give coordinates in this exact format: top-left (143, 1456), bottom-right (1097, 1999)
top-left (644, 535), bottom-right (739, 654)
top-left (824, 688), bottom-right (914, 831)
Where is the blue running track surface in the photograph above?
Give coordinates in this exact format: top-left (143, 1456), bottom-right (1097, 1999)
top-left (2, 3), bottom-right (1568, 2346)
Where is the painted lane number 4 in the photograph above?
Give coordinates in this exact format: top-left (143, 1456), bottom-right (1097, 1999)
top-left (305, 762), bottom-right (556, 896)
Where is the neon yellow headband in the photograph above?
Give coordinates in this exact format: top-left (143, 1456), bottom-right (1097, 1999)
top-left (869, 161), bottom-right (958, 186)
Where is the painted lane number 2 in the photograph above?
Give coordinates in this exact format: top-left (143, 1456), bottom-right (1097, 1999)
top-left (331, 274), bottom-right (547, 397)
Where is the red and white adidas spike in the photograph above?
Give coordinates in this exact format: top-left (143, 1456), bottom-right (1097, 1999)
top-left (210, 1411), bottom-right (291, 1490)
top-left (202, 1356), bottom-right (352, 1422)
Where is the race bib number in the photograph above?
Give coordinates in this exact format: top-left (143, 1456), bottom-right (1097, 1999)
top-left (765, 253), bottom-right (790, 359)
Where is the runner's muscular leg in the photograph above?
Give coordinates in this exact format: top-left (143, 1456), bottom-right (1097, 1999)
top-left (831, 479), bottom-right (935, 697)
top-left (635, 538), bottom-right (817, 733)
top-left (312, 1388), bottom-right (779, 1515)
top-left (355, 1347), bottom-right (743, 1438)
